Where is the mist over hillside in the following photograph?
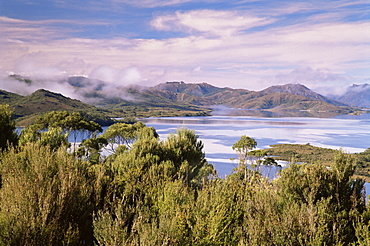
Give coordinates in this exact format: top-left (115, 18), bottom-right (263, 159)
top-left (329, 83), bottom-right (370, 108)
top-left (2, 74), bottom-right (367, 106)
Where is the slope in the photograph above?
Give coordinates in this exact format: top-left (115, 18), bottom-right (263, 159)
top-left (261, 84), bottom-right (347, 106)
top-left (0, 89), bottom-right (114, 126)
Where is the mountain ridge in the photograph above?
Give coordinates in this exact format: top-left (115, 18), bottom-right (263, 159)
top-left (148, 81), bottom-right (352, 113)
top-left (1, 75), bottom-right (364, 125)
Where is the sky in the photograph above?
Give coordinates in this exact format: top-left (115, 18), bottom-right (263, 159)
top-left (0, 0), bottom-right (370, 96)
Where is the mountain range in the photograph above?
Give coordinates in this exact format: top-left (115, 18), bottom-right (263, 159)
top-left (63, 77), bottom-right (362, 116)
top-left (1, 75), bottom-right (367, 126)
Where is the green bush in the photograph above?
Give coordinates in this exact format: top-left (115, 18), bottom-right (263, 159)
top-left (0, 143), bottom-right (100, 245)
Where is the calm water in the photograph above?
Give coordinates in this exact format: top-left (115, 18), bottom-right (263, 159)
top-left (140, 115), bottom-right (370, 197)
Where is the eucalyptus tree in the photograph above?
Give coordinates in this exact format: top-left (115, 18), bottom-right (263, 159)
top-left (162, 128), bottom-right (215, 188)
top-left (19, 111), bottom-right (102, 152)
top-left (232, 135), bottom-right (257, 178)
top-left (44, 111), bottom-right (102, 148)
top-left (94, 127), bottom-right (215, 244)
top-left (101, 121), bottom-right (146, 153)
top-left (232, 135), bottom-right (257, 163)
top-left (262, 156), bottom-right (280, 178)
top-left (77, 134), bottom-right (108, 164)
top-left (249, 149), bottom-right (267, 169)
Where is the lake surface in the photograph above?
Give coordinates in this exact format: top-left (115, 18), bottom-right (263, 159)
top-left (140, 114), bottom-right (370, 198)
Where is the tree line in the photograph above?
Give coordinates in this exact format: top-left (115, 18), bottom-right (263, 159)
top-left (0, 105), bottom-right (369, 245)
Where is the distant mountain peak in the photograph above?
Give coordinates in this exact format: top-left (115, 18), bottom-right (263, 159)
top-left (350, 83), bottom-right (370, 88)
top-left (153, 81), bottom-right (222, 97)
top-left (262, 83), bottom-right (346, 106)
top-left (262, 83), bottom-right (309, 92)
top-left (332, 83), bottom-right (370, 107)
top-left (262, 83), bottom-right (320, 99)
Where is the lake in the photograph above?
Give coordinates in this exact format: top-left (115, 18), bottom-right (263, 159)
top-left (140, 114), bottom-right (370, 198)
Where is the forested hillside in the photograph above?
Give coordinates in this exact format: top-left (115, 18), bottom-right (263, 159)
top-left (0, 105), bottom-right (369, 245)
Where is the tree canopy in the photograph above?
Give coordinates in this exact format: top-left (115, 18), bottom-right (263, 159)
top-left (19, 111), bottom-right (103, 152)
top-left (101, 121), bottom-right (147, 152)
top-left (232, 135), bottom-right (257, 162)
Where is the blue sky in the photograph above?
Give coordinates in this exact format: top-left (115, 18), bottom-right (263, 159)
top-left (1, 0), bottom-right (369, 95)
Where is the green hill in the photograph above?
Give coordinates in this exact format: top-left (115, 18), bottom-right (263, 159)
top-left (15, 89), bottom-right (96, 115)
top-left (0, 89), bottom-right (114, 126)
top-left (0, 90), bottom-right (23, 105)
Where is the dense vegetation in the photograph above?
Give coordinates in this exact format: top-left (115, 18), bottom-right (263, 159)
top-left (0, 106), bottom-right (370, 245)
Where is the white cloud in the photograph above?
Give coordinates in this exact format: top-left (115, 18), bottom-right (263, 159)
top-left (151, 10), bottom-right (273, 37)
top-left (89, 66), bottom-right (142, 86)
top-left (275, 67), bottom-right (350, 95)
top-left (0, 75), bottom-right (82, 100)
top-left (276, 67), bottom-right (347, 83)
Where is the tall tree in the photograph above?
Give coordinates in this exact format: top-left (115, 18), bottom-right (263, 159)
top-left (77, 134), bottom-right (108, 164)
top-left (249, 149), bottom-right (267, 169)
top-left (232, 135), bottom-right (257, 178)
top-left (19, 111), bottom-right (102, 152)
top-left (232, 135), bottom-right (257, 163)
top-left (101, 122), bottom-right (146, 152)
